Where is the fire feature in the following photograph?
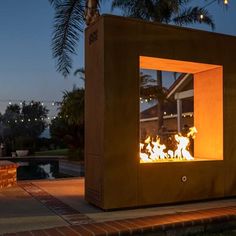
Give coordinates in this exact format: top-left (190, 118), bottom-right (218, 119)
top-left (85, 15), bottom-right (229, 210)
top-left (140, 127), bottom-right (197, 163)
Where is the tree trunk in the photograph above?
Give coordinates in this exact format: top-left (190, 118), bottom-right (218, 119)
top-left (85, 0), bottom-right (100, 26)
top-left (157, 70), bottom-right (164, 133)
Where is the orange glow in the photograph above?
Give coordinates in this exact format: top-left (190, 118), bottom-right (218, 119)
top-left (140, 127), bottom-right (197, 163)
top-left (194, 67), bottom-right (223, 160)
top-left (140, 56), bottom-right (221, 73)
top-left (139, 56), bottom-right (223, 161)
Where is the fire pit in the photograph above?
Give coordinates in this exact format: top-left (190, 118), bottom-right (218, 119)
top-left (140, 127), bottom-right (197, 163)
top-left (85, 15), bottom-right (235, 210)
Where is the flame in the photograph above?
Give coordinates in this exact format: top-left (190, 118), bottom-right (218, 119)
top-left (140, 127), bottom-right (197, 163)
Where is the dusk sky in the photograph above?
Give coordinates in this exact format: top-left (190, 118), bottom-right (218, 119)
top-left (0, 0), bottom-right (235, 116)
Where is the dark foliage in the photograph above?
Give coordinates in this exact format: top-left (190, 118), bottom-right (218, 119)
top-left (112, 0), bottom-right (215, 29)
top-left (49, 0), bottom-right (228, 77)
top-left (0, 102), bottom-right (48, 155)
top-left (50, 88), bottom-right (84, 160)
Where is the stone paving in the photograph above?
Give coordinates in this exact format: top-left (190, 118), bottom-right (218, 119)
top-left (0, 178), bottom-right (236, 235)
top-left (20, 182), bottom-right (93, 225)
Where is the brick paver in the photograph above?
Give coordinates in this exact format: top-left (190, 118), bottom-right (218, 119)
top-left (4, 181), bottom-right (233, 235)
top-left (20, 183), bottom-right (93, 225)
top-left (2, 205), bottom-right (235, 236)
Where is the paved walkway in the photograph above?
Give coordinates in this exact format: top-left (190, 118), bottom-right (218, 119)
top-left (0, 178), bottom-right (236, 235)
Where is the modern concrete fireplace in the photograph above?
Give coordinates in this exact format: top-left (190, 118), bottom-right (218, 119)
top-left (85, 15), bottom-right (236, 210)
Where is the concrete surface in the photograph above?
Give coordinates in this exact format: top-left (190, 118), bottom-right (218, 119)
top-left (0, 185), bottom-right (67, 234)
top-left (34, 178), bottom-right (236, 222)
top-left (0, 178), bottom-right (236, 234)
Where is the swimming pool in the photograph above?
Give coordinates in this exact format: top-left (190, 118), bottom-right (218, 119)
top-left (0, 157), bottom-right (84, 180)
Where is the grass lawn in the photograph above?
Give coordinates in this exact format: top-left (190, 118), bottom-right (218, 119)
top-left (34, 148), bottom-right (68, 156)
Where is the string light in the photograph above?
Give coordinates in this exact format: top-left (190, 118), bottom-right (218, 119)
top-left (199, 0), bottom-right (229, 20)
top-left (0, 115), bottom-right (84, 124)
top-left (140, 97), bottom-right (157, 103)
top-left (0, 99), bottom-right (60, 106)
top-left (4, 116), bottom-right (62, 123)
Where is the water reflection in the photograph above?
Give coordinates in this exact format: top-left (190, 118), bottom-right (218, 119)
top-left (17, 160), bottom-right (68, 180)
top-left (39, 164), bottom-right (54, 179)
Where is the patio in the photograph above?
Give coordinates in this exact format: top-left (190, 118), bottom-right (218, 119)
top-left (0, 178), bottom-right (236, 235)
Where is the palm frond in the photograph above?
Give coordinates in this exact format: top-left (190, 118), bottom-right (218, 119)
top-left (51, 0), bottom-right (85, 77)
top-left (74, 67), bottom-right (85, 81)
top-left (163, 0), bottom-right (192, 14)
top-left (173, 7), bottom-right (215, 30)
top-left (112, 0), bottom-right (193, 23)
top-left (112, 0), bottom-right (155, 21)
top-left (140, 72), bottom-right (156, 87)
top-left (48, 0), bottom-right (62, 7)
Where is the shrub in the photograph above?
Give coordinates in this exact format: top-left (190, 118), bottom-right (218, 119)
top-left (15, 136), bottom-right (34, 154)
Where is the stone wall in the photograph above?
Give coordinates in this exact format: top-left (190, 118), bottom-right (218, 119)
top-left (0, 161), bottom-right (18, 189)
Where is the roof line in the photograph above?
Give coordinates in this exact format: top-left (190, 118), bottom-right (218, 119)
top-left (167, 73), bottom-right (191, 99)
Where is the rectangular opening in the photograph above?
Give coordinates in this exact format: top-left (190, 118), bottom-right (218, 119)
top-left (139, 56), bottom-right (223, 163)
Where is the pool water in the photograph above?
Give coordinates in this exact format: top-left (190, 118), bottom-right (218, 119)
top-left (17, 160), bottom-right (72, 180)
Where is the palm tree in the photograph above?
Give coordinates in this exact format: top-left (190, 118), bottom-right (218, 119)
top-left (49, 0), bottom-right (100, 77)
top-left (111, 0), bottom-right (216, 27)
top-left (140, 72), bottom-right (168, 103)
top-left (49, 0), bottom-right (228, 78)
top-left (111, 0), bottom-right (222, 132)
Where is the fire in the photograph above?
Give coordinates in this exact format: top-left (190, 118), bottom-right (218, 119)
top-left (140, 127), bottom-right (197, 163)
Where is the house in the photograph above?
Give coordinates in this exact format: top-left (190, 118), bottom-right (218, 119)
top-left (140, 73), bottom-right (194, 138)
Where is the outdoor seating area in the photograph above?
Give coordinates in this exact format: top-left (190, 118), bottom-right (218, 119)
top-left (1, 0), bottom-right (236, 235)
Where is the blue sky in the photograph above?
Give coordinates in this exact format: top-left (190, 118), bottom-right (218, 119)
top-left (0, 0), bottom-right (235, 115)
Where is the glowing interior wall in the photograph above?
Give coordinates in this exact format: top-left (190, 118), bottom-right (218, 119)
top-left (194, 67), bottom-right (223, 160)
